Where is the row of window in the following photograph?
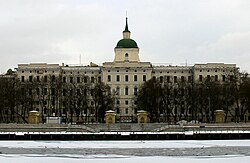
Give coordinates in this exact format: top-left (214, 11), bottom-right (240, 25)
top-left (24, 86), bottom-right (139, 97)
top-left (62, 76), bottom-right (101, 83)
top-left (198, 75), bottom-right (231, 82)
top-left (115, 87), bottom-right (138, 96)
top-left (23, 88), bottom-right (110, 97)
top-left (115, 99), bottom-right (138, 106)
top-left (21, 70), bottom-right (56, 73)
top-left (21, 75), bottom-right (101, 83)
top-left (153, 76), bottom-right (192, 83)
top-left (22, 74), bottom-right (232, 84)
top-left (22, 75), bottom-right (55, 82)
top-left (107, 75), bottom-right (146, 82)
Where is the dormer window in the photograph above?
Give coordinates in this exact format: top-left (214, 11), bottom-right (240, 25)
top-left (125, 53), bottom-right (129, 61)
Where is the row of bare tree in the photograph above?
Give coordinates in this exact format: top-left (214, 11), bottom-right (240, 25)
top-left (136, 73), bottom-right (250, 123)
top-left (1, 69), bottom-right (250, 124)
top-left (0, 73), bottom-right (115, 123)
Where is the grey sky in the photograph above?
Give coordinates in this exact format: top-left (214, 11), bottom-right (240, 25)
top-left (0, 0), bottom-right (250, 73)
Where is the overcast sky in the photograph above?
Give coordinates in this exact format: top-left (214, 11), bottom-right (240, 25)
top-left (0, 0), bottom-right (250, 73)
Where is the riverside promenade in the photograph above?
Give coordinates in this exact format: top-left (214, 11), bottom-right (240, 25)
top-left (0, 123), bottom-right (250, 140)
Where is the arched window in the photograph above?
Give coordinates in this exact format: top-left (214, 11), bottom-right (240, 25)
top-left (125, 53), bottom-right (128, 61)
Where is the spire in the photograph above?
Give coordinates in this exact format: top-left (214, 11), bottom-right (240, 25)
top-left (124, 17), bottom-right (130, 32)
top-left (123, 17), bottom-right (131, 39)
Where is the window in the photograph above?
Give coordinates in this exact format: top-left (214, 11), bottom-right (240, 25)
top-left (91, 76), bottom-right (95, 83)
top-left (63, 89), bottom-right (66, 96)
top-left (181, 76), bottom-right (185, 82)
top-left (125, 87), bottom-right (129, 95)
top-left (167, 89), bottom-right (170, 95)
top-left (125, 75), bottom-right (129, 82)
top-left (36, 88), bottom-right (40, 95)
top-left (77, 89), bottom-right (80, 95)
top-left (84, 89), bottom-right (87, 96)
top-left (116, 100), bottom-right (120, 105)
top-left (134, 75), bottom-right (137, 82)
top-left (44, 76), bottom-right (48, 82)
top-left (143, 75), bottom-right (146, 82)
top-left (70, 77), bottom-right (73, 83)
top-left (167, 76), bottom-right (170, 83)
top-left (98, 76), bottom-right (101, 82)
top-left (199, 75), bottom-right (202, 82)
top-left (116, 87), bottom-right (120, 95)
top-left (63, 77), bottom-right (66, 83)
top-left (188, 76), bottom-right (192, 82)
top-left (215, 75), bottom-right (218, 81)
top-left (174, 89), bottom-right (177, 96)
top-left (84, 77), bottom-right (88, 83)
top-left (207, 75), bottom-right (210, 81)
top-left (21, 76), bottom-right (25, 82)
top-left (77, 77), bottom-right (80, 83)
top-left (125, 53), bottom-right (128, 61)
top-left (29, 76), bottom-right (33, 82)
top-left (29, 89), bottom-right (32, 96)
top-left (174, 76), bottom-right (177, 83)
top-left (125, 100), bottom-right (129, 105)
top-left (160, 76), bottom-right (163, 83)
top-left (51, 75), bottom-right (56, 82)
top-left (116, 75), bottom-right (120, 82)
top-left (125, 108), bottom-right (128, 114)
top-left (36, 76), bottom-right (40, 82)
top-left (222, 75), bottom-right (226, 82)
top-left (230, 75), bottom-right (234, 81)
top-left (134, 87), bottom-right (138, 95)
top-left (51, 88), bottom-right (55, 96)
top-left (107, 75), bottom-right (111, 82)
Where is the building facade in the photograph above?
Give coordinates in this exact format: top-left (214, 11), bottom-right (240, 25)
top-left (15, 18), bottom-right (238, 123)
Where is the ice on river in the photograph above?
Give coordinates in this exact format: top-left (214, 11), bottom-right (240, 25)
top-left (0, 140), bottom-right (250, 148)
top-left (1, 140), bottom-right (250, 163)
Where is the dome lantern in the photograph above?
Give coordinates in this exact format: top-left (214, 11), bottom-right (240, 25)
top-left (116, 17), bottom-right (138, 49)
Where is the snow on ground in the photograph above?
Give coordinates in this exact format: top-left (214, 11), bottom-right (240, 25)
top-left (0, 155), bottom-right (250, 163)
top-left (0, 140), bottom-right (250, 149)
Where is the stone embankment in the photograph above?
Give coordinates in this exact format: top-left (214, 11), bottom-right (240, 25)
top-left (0, 123), bottom-right (250, 140)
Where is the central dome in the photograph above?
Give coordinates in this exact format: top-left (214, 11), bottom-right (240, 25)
top-left (116, 39), bottom-right (138, 48)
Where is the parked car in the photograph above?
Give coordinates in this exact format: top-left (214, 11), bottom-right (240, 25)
top-left (176, 120), bottom-right (188, 125)
top-left (188, 120), bottom-right (201, 124)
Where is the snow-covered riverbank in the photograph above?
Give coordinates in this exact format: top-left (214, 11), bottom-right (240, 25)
top-left (1, 140), bottom-right (250, 162)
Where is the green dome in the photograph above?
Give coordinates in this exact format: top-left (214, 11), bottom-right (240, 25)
top-left (116, 39), bottom-right (138, 48)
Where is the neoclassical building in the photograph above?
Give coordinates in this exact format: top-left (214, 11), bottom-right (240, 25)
top-left (16, 18), bottom-right (237, 122)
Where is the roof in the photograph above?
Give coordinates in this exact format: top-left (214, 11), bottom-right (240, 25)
top-left (116, 39), bottom-right (138, 48)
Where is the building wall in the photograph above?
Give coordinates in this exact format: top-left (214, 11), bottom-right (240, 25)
top-left (15, 62), bottom-right (238, 123)
top-left (13, 19), bottom-right (239, 123)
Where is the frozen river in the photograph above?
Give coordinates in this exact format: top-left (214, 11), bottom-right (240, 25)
top-left (1, 140), bottom-right (250, 162)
